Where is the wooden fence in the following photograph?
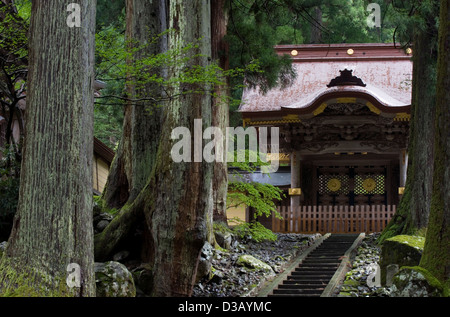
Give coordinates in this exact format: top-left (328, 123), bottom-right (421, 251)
top-left (272, 205), bottom-right (396, 234)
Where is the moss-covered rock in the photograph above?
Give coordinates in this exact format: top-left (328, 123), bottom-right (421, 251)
top-left (95, 261), bottom-right (136, 297)
top-left (236, 255), bottom-right (274, 274)
top-left (391, 266), bottom-right (444, 297)
top-left (380, 235), bottom-right (425, 285)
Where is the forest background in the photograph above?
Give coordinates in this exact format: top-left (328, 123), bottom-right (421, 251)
top-left (0, 0), bottom-right (448, 297)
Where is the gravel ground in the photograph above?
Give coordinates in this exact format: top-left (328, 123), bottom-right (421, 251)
top-left (192, 232), bottom-right (395, 298)
top-left (336, 233), bottom-right (392, 297)
top-left (192, 233), bottom-right (322, 297)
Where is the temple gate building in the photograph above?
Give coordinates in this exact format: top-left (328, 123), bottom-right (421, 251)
top-left (238, 43), bottom-right (412, 234)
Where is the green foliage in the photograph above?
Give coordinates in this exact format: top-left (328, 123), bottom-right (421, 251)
top-left (0, 148), bottom-right (20, 241)
top-left (231, 218), bottom-right (277, 243)
top-left (94, 25), bottom-right (126, 147)
top-left (387, 0), bottom-right (440, 47)
top-left (93, 195), bottom-right (118, 216)
top-left (227, 0), bottom-right (297, 94)
top-left (13, 0), bottom-right (31, 21)
top-left (227, 144), bottom-right (285, 226)
top-left (228, 181), bottom-right (284, 219)
top-left (227, 147), bottom-right (284, 220)
top-left (94, 22), bottom-right (261, 145)
top-left (96, 0), bottom-right (125, 31)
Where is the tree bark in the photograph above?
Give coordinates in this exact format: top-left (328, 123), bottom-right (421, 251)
top-left (310, 6), bottom-right (322, 44)
top-left (0, 0), bottom-right (97, 296)
top-left (420, 0), bottom-right (450, 290)
top-left (211, 0), bottom-right (229, 225)
top-left (146, 0), bottom-right (213, 296)
top-left (379, 6), bottom-right (438, 242)
top-left (95, 0), bottom-right (214, 297)
top-left (102, 0), bottom-right (166, 209)
top-left (408, 19), bottom-right (437, 230)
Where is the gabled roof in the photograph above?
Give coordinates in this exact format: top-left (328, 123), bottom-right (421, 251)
top-left (239, 43), bottom-right (412, 116)
top-left (94, 137), bottom-right (115, 164)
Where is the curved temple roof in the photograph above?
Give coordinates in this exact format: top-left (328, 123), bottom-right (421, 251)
top-left (239, 43), bottom-right (413, 116)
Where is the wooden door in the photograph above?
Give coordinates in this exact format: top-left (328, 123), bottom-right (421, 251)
top-left (316, 164), bottom-right (387, 206)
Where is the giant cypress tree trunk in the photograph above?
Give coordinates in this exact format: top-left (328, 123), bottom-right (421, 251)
top-left (420, 0), bottom-right (450, 291)
top-left (147, 0), bottom-right (213, 296)
top-left (95, 0), bottom-right (213, 296)
top-left (379, 7), bottom-right (438, 242)
top-left (0, 0), bottom-right (97, 296)
top-left (408, 20), bottom-right (437, 229)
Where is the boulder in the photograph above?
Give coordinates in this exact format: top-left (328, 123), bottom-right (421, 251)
top-left (95, 261), bottom-right (136, 297)
top-left (93, 212), bottom-right (113, 233)
top-left (196, 242), bottom-right (214, 283)
top-left (236, 254), bottom-right (274, 274)
top-left (215, 231), bottom-right (233, 250)
top-left (391, 266), bottom-right (444, 297)
top-left (380, 235), bottom-right (424, 285)
top-left (96, 220), bottom-right (110, 232)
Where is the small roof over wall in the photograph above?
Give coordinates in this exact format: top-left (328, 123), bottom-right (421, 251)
top-left (228, 167), bottom-right (291, 187)
top-left (239, 43), bottom-right (412, 119)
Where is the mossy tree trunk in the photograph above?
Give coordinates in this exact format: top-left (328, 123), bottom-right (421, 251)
top-left (0, 0), bottom-right (97, 296)
top-left (95, 1), bottom-right (168, 266)
top-left (380, 4), bottom-right (438, 242)
top-left (420, 0), bottom-right (450, 290)
top-left (95, 0), bottom-right (214, 297)
top-left (102, 0), bottom-right (166, 209)
top-left (146, 0), bottom-right (213, 296)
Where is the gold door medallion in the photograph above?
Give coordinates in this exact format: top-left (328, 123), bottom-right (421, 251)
top-left (327, 178), bottom-right (341, 192)
top-left (362, 178), bottom-right (376, 192)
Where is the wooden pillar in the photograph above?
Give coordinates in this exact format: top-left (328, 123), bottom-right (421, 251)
top-left (290, 151), bottom-right (301, 209)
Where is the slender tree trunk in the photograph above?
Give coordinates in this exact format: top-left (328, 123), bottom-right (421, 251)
top-left (102, 0), bottom-right (166, 209)
top-left (0, 0), bottom-right (97, 296)
top-left (310, 6), bottom-right (322, 43)
top-left (211, 0), bottom-right (229, 225)
top-left (96, 0), bottom-right (167, 262)
top-left (420, 0), bottom-right (450, 290)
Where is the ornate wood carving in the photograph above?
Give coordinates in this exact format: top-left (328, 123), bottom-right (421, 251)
top-left (327, 69), bottom-right (367, 87)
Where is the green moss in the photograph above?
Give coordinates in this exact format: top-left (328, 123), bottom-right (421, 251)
top-left (95, 261), bottom-right (136, 297)
top-left (414, 227), bottom-right (427, 238)
top-left (378, 189), bottom-right (416, 245)
top-left (214, 244), bottom-right (228, 253)
top-left (343, 279), bottom-right (360, 287)
top-left (0, 259), bottom-right (74, 297)
top-left (93, 195), bottom-right (118, 216)
top-left (380, 235), bottom-right (425, 286)
top-left (393, 266), bottom-right (445, 297)
top-left (213, 222), bottom-right (232, 234)
top-left (405, 266), bottom-right (443, 290)
top-left (386, 235), bottom-right (425, 250)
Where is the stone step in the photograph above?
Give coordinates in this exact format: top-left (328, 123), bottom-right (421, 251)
top-left (272, 288), bottom-right (324, 295)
